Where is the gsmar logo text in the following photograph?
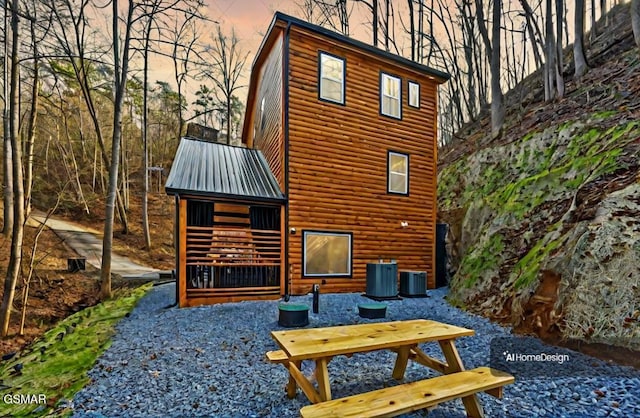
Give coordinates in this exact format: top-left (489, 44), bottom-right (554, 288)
top-left (3, 393), bottom-right (47, 404)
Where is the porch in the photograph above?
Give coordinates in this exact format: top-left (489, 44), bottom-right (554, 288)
top-left (166, 137), bottom-right (286, 307)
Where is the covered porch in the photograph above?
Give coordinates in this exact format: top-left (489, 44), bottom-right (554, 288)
top-left (166, 137), bottom-right (286, 307)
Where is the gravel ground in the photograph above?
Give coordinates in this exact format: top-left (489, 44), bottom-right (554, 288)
top-left (71, 284), bottom-right (640, 417)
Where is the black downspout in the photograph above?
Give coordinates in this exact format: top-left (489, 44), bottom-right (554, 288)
top-left (283, 22), bottom-right (292, 301)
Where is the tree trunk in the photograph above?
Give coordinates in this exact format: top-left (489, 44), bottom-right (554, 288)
top-left (226, 97), bottom-right (231, 144)
top-left (632, 0), bottom-right (640, 48)
top-left (545, 0), bottom-right (556, 101)
top-left (590, 0), bottom-right (597, 42)
top-left (555, 0), bottom-right (565, 99)
top-left (101, 0), bottom-right (134, 300)
top-left (373, 0), bottom-right (378, 46)
top-left (519, 0), bottom-right (546, 64)
top-left (574, 0), bottom-right (589, 78)
top-left (2, 2), bottom-right (13, 237)
top-left (490, 0), bottom-right (504, 138)
top-left (408, 0), bottom-right (415, 62)
top-left (142, 18), bottom-right (152, 251)
top-left (1, 2), bottom-right (24, 337)
top-left (24, 18), bottom-right (40, 218)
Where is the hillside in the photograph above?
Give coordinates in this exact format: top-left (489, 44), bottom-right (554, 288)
top-left (437, 3), bottom-right (640, 356)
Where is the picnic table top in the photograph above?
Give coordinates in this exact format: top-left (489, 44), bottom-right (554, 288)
top-left (271, 319), bottom-right (474, 361)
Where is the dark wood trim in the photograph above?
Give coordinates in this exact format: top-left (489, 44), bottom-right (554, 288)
top-left (178, 198), bottom-right (188, 307)
top-left (379, 71), bottom-right (403, 120)
top-left (284, 22), bottom-right (292, 298)
top-left (408, 80), bottom-right (420, 109)
top-left (387, 150), bottom-right (410, 196)
top-left (317, 50), bottom-right (346, 106)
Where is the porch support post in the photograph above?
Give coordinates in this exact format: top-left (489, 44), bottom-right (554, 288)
top-left (280, 203), bottom-right (286, 296)
top-left (178, 197), bottom-right (188, 307)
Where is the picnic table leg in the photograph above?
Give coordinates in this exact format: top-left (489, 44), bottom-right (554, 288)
top-left (286, 360), bottom-right (301, 398)
top-left (438, 339), bottom-right (484, 418)
top-left (315, 357), bottom-right (332, 401)
top-left (287, 361), bottom-right (322, 404)
top-left (392, 346), bottom-right (411, 380)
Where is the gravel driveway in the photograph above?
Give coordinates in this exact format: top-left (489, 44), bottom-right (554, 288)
top-left (71, 284), bottom-right (640, 417)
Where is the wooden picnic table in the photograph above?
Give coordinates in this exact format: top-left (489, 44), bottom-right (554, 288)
top-left (269, 319), bottom-right (478, 403)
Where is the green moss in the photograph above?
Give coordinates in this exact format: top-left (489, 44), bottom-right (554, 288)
top-left (0, 283), bottom-right (151, 417)
top-left (591, 110), bottom-right (617, 120)
top-left (457, 233), bottom-right (504, 288)
top-left (437, 158), bottom-right (469, 210)
top-left (512, 234), bottom-right (564, 289)
top-left (567, 128), bottom-right (601, 159)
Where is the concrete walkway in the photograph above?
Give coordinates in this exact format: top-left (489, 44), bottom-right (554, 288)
top-left (30, 212), bottom-right (163, 280)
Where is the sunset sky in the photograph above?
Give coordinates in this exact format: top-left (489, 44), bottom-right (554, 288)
top-left (205, 0), bottom-right (294, 49)
top-left (151, 0), bottom-right (297, 113)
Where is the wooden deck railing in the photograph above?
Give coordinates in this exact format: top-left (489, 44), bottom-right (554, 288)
top-left (185, 226), bottom-right (281, 291)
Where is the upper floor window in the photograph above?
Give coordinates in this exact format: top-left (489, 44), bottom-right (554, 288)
top-left (408, 81), bottom-right (420, 108)
top-left (380, 72), bottom-right (401, 119)
top-left (319, 52), bottom-right (345, 104)
top-left (388, 151), bottom-right (409, 195)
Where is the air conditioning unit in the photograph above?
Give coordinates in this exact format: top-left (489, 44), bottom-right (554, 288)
top-left (399, 271), bottom-right (427, 297)
top-left (366, 263), bottom-right (398, 298)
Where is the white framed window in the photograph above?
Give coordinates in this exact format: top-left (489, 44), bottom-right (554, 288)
top-left (319, 52), bottom-right (345, 104)
top-left (380, 72), bottom-right (401, 119)
top-left (388, 151), bottom-right (409, 195)
top-left (408, 81), bottom-right (420, 108)
top-left (303, 231), bottom-right (352, 277)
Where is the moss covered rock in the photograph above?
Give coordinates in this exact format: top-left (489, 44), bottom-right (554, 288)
top-left (439, 110), bottom-right (640, 349)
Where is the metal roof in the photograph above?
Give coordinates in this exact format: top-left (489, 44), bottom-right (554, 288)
top-left (261, 12), bottom-right (450, 83)
top-left (165, 137), bottom-right (285, 202)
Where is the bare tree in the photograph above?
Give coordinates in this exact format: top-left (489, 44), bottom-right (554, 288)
top-left (44, 0), bottom-right (129, 233)
top-left (574, 0), bottom-right (589, 78)
top-left (1, 0), bottom-right (25, 337)
top-left (555, 0), bottom-right (564, 98)
top-left (519, 0), bottom-right (545, 71)
top-left (204, 25), bottom-right (249, 145)
top-left (490, 0), bottom-right (504, 137)
top-left (23, 0), bottom-right (50, 218)
top-left (100, 0), bottom-right (136, 299)
top-left (164, 2), bottom-right (206, 139)
top-left (2, 0), bottom-right (13, 237)
top-left (632, 0), bottom-right (640, 48)
top-left (139, 0), bottom-right (163, 251)
top-left (544, 0), bottom-right (556, 100)
top-left (590, 0), bottom-right (597, 42)
top-left (475, 0), bottom-right (503, 137)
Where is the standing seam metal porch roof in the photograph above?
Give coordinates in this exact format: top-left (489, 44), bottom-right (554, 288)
top-left (165, 137), bottom-right (285, 202)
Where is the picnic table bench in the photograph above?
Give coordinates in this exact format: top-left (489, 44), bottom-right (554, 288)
top-left (267, 319), bottom-right (514, 418)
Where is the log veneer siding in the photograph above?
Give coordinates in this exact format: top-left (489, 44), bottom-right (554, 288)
top-left (286, 26), bottom-right (440, 294)
top-left (250, 33), bottom-right (285, 189)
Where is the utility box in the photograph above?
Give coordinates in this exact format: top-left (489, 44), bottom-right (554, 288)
top-left (399, 271), bottom-right (427, 297)
top-left (67, 258), bottom-right (86, 273)
top-left (365, 263), bottom-right (398, 298)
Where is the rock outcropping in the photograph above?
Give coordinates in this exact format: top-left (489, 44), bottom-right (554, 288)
top-left (438, 5), bottom-right (640, 350)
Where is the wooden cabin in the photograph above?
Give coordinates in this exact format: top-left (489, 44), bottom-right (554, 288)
top-left (166, 12), bottom-right (449, 307)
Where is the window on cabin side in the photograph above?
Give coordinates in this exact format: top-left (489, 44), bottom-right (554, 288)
top-left (381, 73), bottom-right (401, 119)
top-left (388, 151), bottom-right (409, 194)
top-left (260, 97), bottom-right (266, 130)
top-left (303, 231), bottom-right (352, 277)
top-left (319, 52), bottom-right (345, 104)
top-left (408, 81), bottom-right (420, 108)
